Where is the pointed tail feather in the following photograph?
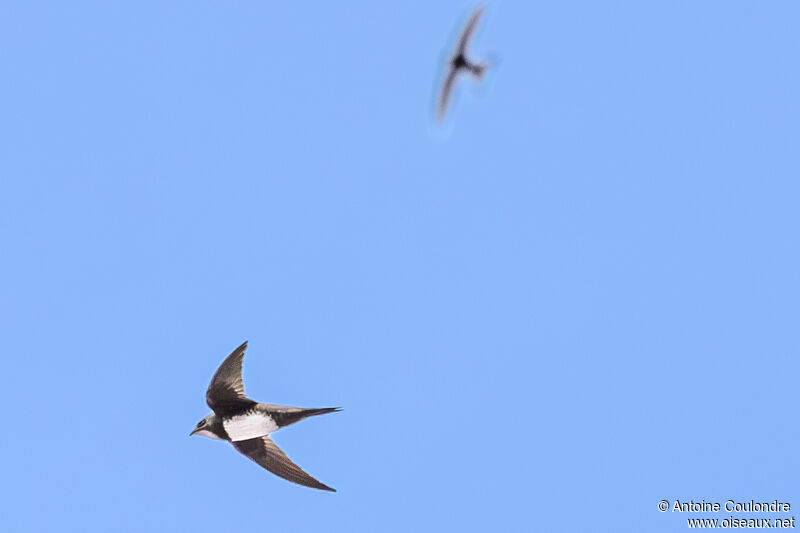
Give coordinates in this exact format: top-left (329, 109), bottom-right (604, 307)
top-left (263, 406), bottom-right (341, 428)
top-left (470, 62), bottom-right (488, 79)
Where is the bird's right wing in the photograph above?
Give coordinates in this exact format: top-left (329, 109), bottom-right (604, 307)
top-left (437, 67), bottom-right (459, 121)
top-left (232, 436), bottom-right (336, 492)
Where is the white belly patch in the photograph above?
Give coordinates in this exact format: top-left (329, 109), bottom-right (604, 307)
top-left (223, 412), bottom-right (279, 441)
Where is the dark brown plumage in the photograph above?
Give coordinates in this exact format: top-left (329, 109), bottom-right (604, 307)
top-left (233, 436), bottom-right (336, 492)
top-left (206, 341), bottom-right (255, 417)
top-left (192, 341), bottom-right (340, 491)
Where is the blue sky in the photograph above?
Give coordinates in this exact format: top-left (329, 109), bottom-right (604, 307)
top-left (1, 1), bottom-right (798, 531)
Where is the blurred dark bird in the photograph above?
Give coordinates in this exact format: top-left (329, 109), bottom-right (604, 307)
top-left (191, 341), bottom-right (340, 492)
top-left (438, 5), bottom-right (489, 121)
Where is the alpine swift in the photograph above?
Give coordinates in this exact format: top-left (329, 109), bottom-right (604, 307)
top-left (191, 341), bottom-right (340, 491)
top-left (437, 5), bottom-right (489, 121)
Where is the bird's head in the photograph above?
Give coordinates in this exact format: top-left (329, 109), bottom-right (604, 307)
top-left (190, 413), bottom-right (222, 439)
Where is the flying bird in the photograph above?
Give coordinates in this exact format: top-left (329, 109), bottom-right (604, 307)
top-left (437, 5), bottom-right (489, 121)
top-left (191, 341), bottom-right (340, 491)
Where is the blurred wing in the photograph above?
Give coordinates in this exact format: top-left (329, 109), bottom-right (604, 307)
top-left (232, 436), bottom-right (336, 492)
top-left (206, 341), bottom-right (255, 416)
top-left (457, 6), bottom-right (486, 55)
top-left (437, 67), bottom-right (459, 121)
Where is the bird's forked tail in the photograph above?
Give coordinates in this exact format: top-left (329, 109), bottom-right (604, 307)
top-left (470, 61), bottom-right (489, 79)
top-left (264, 405), bottom-right (342, 429)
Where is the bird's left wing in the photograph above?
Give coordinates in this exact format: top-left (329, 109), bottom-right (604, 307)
top-left (231, 436), bottom-right (336, 492)
top-left (206, 341), bottom-right (256, 416)
top-left (456, 5), bottom-right (486, 56)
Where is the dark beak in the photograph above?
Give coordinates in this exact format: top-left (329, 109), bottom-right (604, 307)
top-left (190, 427), bottom-right (199, 436)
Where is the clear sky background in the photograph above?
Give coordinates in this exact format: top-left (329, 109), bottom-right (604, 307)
top-left (1, 1), bottom-right (798, 531)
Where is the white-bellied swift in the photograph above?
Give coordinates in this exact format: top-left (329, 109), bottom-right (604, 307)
top-left (191, 341), bottom-right (340, 491)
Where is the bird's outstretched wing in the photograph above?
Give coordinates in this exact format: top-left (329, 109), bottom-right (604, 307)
top-left (437, 67), bottom-right (459, 121)
top-left (456, 5), bottom-right (486, 56)
top-left (439, 5), bottom-right (487, 121)
top-left (232, 436), bottom-right (336, 492)
top-left (206, 341), bottom-right (256, 416)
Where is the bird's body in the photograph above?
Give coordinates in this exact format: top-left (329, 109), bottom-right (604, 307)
top-left (191, 341), bottom-right (339, 492)
top-left (194, 404), bottom-right (339, 442)
top-left (438, 5), bottom-right (489, 121)
top-left (452, 54), bottom-right (468, 70)
top-left (451, 53), bottom-right (486, 78)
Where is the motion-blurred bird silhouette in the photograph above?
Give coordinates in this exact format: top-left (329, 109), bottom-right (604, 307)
top-left (438, 5), bottom-right (489, 121)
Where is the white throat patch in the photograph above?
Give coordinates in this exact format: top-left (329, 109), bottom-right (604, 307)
top-left (194, 428), bottom-right (223, 440)
top-left (223, 412), bottom-right (279, 442)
